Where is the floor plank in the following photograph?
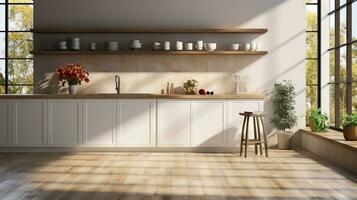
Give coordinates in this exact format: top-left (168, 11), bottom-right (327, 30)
top-left (0, 149), bottom-right (356, 200)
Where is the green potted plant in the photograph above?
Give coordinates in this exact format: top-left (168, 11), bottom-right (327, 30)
top-left (271, 80), bottom-right (297, 149)
top-left (308, 108), bottom-right (329, 132)
top-left (342, 114), bottom-right (357, 140)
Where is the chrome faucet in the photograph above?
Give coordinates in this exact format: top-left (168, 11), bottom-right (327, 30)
top-left (115, 75), bottom-right (120, 94)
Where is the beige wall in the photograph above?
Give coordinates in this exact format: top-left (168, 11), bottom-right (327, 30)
top-left (34, 0), bottom-right (306, 130)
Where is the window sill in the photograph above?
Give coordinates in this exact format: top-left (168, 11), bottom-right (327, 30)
top-left (300, 128), bottom-right (357, 152)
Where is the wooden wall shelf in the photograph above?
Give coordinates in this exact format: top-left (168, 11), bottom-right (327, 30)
top-left (31, 28), bottom-right (268, 34)
top-left (31, 50), bottom-right (268, 55)
top-left (32, 28), bottom-right (268, 56)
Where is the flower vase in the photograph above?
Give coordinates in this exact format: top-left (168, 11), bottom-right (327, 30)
top-left (68, 84), bottom-right (78, 95)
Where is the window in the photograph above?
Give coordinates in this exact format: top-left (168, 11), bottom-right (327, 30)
top-left (306, 0), bottom-right (320, 120)
top-left (327, 0), bottom-right (357, 129)
top-left (0, 0), bottom-right (33, 94)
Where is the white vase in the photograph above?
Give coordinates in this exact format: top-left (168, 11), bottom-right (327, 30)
top-left (277, 131), bottom-right (292, 150)
top-left (68, 85), bottom-right (78, 95)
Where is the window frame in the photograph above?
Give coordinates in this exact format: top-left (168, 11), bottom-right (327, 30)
top-left (306, 0), bottom-right (321, 112)
top-left (0, 0), bottom-right (34, 94)
top-left (327, 0), bottom-right (356, 129)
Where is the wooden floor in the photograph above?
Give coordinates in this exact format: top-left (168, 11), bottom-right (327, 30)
top-left (0, 149), bottom-right (357, 200)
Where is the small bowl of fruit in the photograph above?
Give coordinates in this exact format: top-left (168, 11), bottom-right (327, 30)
top-left (199, 89), bottom-right (214, 95)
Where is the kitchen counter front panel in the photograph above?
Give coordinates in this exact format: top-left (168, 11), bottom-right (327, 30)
top-left (0, 98), bottom-right (264, 151)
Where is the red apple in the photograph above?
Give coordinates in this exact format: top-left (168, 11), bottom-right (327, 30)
top-left (199, 89), bottom-right (206, 95)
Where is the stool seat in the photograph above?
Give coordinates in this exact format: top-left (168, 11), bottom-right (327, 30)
top-left (239, 111), bottom-right (266, 117)
top-left (239, 111), bottom-right (268, 158)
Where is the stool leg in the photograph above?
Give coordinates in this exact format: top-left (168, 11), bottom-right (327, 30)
top-left (244, 116), bottom-right (250, 158)
top-left (260, 116), bottom-right (268, 157)
top-left (239, 116), bottom-right (246, 156)
top-left (253, 117), bottom-right (258, 155)
top-left (256, 117), bottom-right (263, 155)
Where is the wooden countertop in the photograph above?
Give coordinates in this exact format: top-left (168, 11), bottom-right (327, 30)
top-left (0, 93), bottom-right (265, 99)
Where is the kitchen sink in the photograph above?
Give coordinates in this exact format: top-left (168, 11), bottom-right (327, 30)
top-left (96, 93), bottom-right (151, 95)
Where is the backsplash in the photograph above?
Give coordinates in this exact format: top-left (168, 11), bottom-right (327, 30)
top-left (36, 55), bottom-right (258, 94)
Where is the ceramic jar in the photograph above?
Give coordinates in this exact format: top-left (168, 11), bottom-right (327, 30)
top-left (196, 41), bottom-right (203, 50)
top-left (185, 43), bottom-right (193, 50)
top-left (152, 42), bottom-right (161, 50)
top-left (164, 41), bottom-right (170, 51)
top-left (176, 41), bottom-right (183, 51)
top-left (89, 42), bottom-right (96, 51)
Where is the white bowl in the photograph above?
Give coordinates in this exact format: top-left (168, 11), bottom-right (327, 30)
top-left (131, 43), bottom-right (142, 48)
top-left (204, 43), bottom-right (217, 51)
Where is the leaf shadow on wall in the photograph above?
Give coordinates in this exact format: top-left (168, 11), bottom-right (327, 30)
top-left (38, 73), bottom-right (67, 94)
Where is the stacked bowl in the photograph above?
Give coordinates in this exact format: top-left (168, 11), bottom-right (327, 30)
top-left (58, 41), bottom-right (67, 50)
top-left (67, 38), bottom-right (80, 51)
top-left (106, 41), bottom-right (119, 51)
top-left (130, 40), bottom-right (141, 50)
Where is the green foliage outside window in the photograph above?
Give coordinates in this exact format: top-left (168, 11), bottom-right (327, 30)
top-left (306, 3), bottom-right (357, 128)
top-left (0, 2), bottom-right (33, 94)
top-left (306, 9), bottom-right (318, 106)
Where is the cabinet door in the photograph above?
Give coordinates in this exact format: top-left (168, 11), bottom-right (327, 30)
top-left (118, 99), bottom-right (156, 147)
top-left (83, 100), bottom-right (116, 147)
top-left (226, 100), bottom-right (263, 147)
top-left (157, 100), bottom-right (190, 147)
top-left (191, 100), bottom-right (226, 147)
top-left (12, 100), bottom-right (47, 147)
top-left (0, 100), bottom-right (10, 147)
top-left (48, 100), bottom-right (82, 147)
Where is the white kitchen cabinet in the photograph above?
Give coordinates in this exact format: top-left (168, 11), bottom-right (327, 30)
top-left (117, 99), bottom-right (156, 147)
top-left (12, 100), bottom-right (47, 147)
top-left (226, 100), bottom-right (264, 147)
top-left (0, 100), bottom-right (10, 146)
top-left (83, 100), bottom-right (116, 147)
top-left (191, 100), bottom-right (226, 147)
top-left (0, 97), bottom-right (265, 150)
top-left (47, 100), bottom-right (82, 147)
top-left (157, 100), bottom-right (191, 147)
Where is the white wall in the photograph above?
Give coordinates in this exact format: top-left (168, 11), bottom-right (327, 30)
top-left (34, 0), bottom-right (306, 130)
top-left (321, 0), bottom-right (332, 119)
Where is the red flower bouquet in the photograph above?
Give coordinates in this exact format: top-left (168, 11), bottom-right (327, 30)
top-left (56, 64), bottom-right (90, 86)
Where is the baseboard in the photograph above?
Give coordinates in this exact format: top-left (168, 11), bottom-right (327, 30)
top-left (0, 147), bottom-right (240, 153)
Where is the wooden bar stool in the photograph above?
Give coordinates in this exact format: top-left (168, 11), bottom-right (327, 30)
top-left (239, 112), bottom-right (268, 158)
